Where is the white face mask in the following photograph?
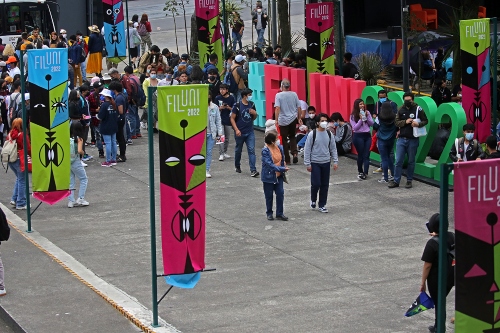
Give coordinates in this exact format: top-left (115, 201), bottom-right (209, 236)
top-left (62, 34), bottom-right (67, 39)
top-left (320, 121), bottom-right (328, 129)
top-left (257, 9), bottom-right (262, 13)
top-left (308, 113), bottom-right (315, 119)
top-left (276, 139), bottom-right (280, 145)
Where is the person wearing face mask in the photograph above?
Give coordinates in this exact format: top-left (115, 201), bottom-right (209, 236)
top-left (214, 84), bottom-right (235, 161)
top-left (449, 123), bottom-right (485, 162)
top-left (142, 68), bottom-right (159, 132)
top-left (261, 131), bottom-right (289, 221)
top-left (389, 92), bottom-right (428, 189)
top-left (330, 112), bottom-right (352, 156)
top-left (205, 68), bottom-right (221, 102)
top-left (297, 105), bottom-right (317, 152)
top-left (350, 98), bottom-right (373, 180)
top-left (158, 68), bottom-right (179, 86)
top-left (303, 113), bottom-right (338, 213)
top-left (372, 90), bottom-right (398, 175)
top-left (206, 92), bottom-right (224, 178)
top-left (203, 53), bottom-right (219, 80)
top-left (252, 6), bottom-right (268, 49)
top-left (372, 103), bottom-right (397, 183)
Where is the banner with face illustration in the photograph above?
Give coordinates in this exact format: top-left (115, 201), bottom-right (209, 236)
top-left (454, 160), bottom-right (500, 332)
top-left (305, 2), bottom-right (334, 75)
top-left (459, 19), bottom-right (490, 142)
top-left (157, 85), bottom-right (208, 284)
top-left (28, 49), bottom-right (71, 205)
top-left (103, 0), bottom-right (127, 64)
top-left (196, 0), bottom-right (223, 72)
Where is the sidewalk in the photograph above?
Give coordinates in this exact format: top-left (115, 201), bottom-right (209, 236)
top-left (0, 128), bottom-right (456, 332)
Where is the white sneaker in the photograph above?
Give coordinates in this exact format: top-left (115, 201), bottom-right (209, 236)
top-left (318, 207), bottom-right (329, 213)
top-left (219, 154), bottom-right (224, 161)
top-left (81, 161), bottom-right (88, 167)
top-left (9, 200), bottom-right (15, 206)
top-left (76, 198), bottom-right (89, 206)
top-left (68, 201), bottom-right (74, 208)
top-left (206, 171), bottom-right (212, 178)
top-left (372, 167), bottom-right (382, 174)
top-left (0, 289), bottom-right (6, 296)
top-left (223, 153), bottom-right (231, 159)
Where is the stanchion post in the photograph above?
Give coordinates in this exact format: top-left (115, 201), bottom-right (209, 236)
top-left (491, 17), bottom-right (498, 134)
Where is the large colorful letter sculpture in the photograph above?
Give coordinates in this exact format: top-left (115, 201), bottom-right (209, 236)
top-left (459, 18), bottom-right (490, 142)
top-left (28, 49), bottom-right (71, 205)
top-left (103, 0), bottom-right (127, 64)
top-left (454, 160), bottom-right (500, 332)
top-left (305, 2), bottom-right (335, 75)
top-left (196, 0), bottom-right (223, 72)
top-left (157, 85), bottom-right (208, 287)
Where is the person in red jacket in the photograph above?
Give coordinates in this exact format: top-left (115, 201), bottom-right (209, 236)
top-left (7, 118), bottom-right (31, 210)
top-left (137, 13), bottom-right (153, 56)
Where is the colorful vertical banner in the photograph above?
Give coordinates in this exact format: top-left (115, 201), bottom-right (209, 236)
top-left (454, 160), bottom-right (500, 332)
top-left (196, 0), bottom-right (223, 72)
top-left (157, 85), bottom-right (208, 287)
top-left (305, 2), bottom-right (335, 75)
top-left (103, 0), bottom-right (127, 64)
top-left (28, 49), bottom-right (71, 205)
top-left (460, 19), bottom-right (490, 142)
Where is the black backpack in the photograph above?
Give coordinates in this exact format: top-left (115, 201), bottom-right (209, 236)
top-left (0, 207), bottom-right (10, 242)
top-left (431, 233), bottom-right (455, 286)
top-left (311, 129), bottom-right (332, 151)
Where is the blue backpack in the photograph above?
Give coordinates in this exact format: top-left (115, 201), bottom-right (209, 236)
top-left (223, 67), bottom-right (239, 94)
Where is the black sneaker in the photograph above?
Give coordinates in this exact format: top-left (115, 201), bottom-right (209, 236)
top-left (267, 215), bottom-right (274, 221)
top-left (276, 215), bottom-right (288, 221)
top-left (405, 181), bottom-right (413, 189)
top-left (428, 325), bottom-right (436, 333)
top-left (388, 181), bottom-right (399, 188)
top-left (235, 167), bottom-right (242, 173)
top-left (292, 156), bottom-right (298, 164)
top-left (250, 170), bottom-right (260, 177)
top-left (357, 173), bottom-right (366, 180)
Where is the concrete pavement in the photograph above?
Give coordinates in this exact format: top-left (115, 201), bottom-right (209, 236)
top-left (0, 126), bottom-right (456, 332)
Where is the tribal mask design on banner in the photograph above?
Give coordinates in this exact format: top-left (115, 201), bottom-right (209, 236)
top-left (454, 162), bottom-right (500, 332)
top-left (196, 0), bottom-right (223, 72)
top-left (157, 85), bottom-right (208, 281)
top-left (28, 49), bottom-right (71, 205)
top-left (460, 18), bottom-right (490, 142)
top-left (306, 2), bottom-right (335, 75)
top-left (103, 0), bottom-right (126, 63)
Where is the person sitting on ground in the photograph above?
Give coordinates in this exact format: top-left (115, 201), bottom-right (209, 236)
top-left (484, 135), bottom-right (500, 159)
top-left (331, 112), bottom-right (352, 156)
top-left (428, 123), bottom-right (451, 160)
top-left (297, 106), bottom-right (317, 152)
top-left (138, 45), bottom-right (162, 74)
top-left (450, 123), bottom-right (485, 162)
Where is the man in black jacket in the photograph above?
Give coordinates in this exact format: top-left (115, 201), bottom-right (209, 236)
top-left (162, 48), bottom-right (180, 69)
top-left (252, 6), bottom-right (268, 48)
top-left (389, 92), bottom-right (428, 189)
top-left (431, 79), bottom-right (451, 106)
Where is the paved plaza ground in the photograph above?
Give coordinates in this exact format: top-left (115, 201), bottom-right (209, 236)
top-left (0, 127), bottom-right (457, 332)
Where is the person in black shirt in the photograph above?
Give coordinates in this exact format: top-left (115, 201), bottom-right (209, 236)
top-left (215, 84), bottom-right (236, 161)
top-left (431, 79), bottom-right (452, 106)
top-left (428, 123), bottom-right (450, 160)
top-left (451, 83), bottom-right (462, 104)
top-left (341, 52), bottom-right (359, 79)
top-left (485, 135), bottom-right (500, 159)
top-left (420, 213), bottom-right (455, 333)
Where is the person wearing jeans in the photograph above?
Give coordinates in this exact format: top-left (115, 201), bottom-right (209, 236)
top-left (389, 92), bottom-right (428, 189)
top-left (206, 97), bottom-right (223, 178)
top-left (349, 99), bottom-right (373, 180)
top-left (68, 122), bottom-right (89, 208)
top-left (102, 133), bottom-right (117, 165)
top-left (97, 88), bottom-right (119, 167)
top-left (252, 6), bottom-right (268, 48)
top-left (230, 89), bottom-right (259, 177)
top-left (108, 81), bottom-right (128, 161)
top-left (7, 118), bottom-right (30, 210)
top-left (303, 113), bottom-right (339, 213)
top-left (231, 12), bottom-right (244, 51)
top-left (214, 84), bottom-right (235, 161)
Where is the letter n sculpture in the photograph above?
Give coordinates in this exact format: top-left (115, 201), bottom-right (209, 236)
top-left (28, 49), bottom-right (71, 205)
top-left (157, 85), bottom-right (208, 288)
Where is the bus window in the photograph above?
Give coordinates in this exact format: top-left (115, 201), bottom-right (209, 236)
top-left (24, 11), bottom-right (43, 34)
top-left (5, 5), bottom-right (21, 33)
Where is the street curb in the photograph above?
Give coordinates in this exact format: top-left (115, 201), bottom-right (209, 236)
top-left (0, 305), bottom-right (28, 333)
top-left (0, 203), bottom-right (180, 333)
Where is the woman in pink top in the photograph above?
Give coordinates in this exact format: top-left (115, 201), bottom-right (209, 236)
top-left (350, 98), bottom-right (373, 180)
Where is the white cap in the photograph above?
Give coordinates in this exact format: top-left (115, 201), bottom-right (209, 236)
top-left (0, 61), bottom-right (6, 67)
top-left (99, 89), bottom-right (113, 98)
top-left (102, 73), bottom-right (112, 81)
top-left (60, 29), bottom-right (67, 34)
top-left (235, 54), bottom-right (246, 63)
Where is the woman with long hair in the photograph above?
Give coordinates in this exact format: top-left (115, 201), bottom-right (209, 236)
top-left (87, 25), bottom-right (104, 76)
top-left (68, 121), bottom-right (89, 208)
top-left (349, 98), bottom-right (373, 180)
top-left (2, 44), bottom-right (15, 57)
top-left (7, 118), bottom-right (31, 210)
top-left (68, 90), bottom-right (81, 121)
top-left (373, 102), bottom-right (397, 183)
top-left (138, 13), bottom-right (153, 56)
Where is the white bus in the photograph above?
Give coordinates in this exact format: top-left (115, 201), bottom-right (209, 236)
top-left (0, 0), bottom-right (57, 46)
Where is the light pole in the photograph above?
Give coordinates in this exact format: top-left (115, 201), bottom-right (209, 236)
top-left (401, 0), bottom-right (409, 92)
top-left (271, 0), bottom-right (277, 48)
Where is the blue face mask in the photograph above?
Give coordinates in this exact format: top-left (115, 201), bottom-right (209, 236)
top-left (465, 133), bottom-right (474, 141)
top-left (333, 122), bottom-right (339, 127)
top-left (379, 97), bottom-right (387, 103)
top-left (247, 95), bottom-right (253, 101)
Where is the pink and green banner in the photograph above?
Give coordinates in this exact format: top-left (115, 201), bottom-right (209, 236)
top-left (196, 0), bottom-right (223, 72)
top-left (305, 2), bottom-right (335, 75)
top-left (459, 18), bottom-right (490, 142)
top-left (454, 160), bottom-right (500, 332)
top-left (157, 85), bottom-right (208, 285)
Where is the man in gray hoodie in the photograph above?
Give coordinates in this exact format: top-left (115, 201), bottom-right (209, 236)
top-left (303, 113), bottom-right (339, 213)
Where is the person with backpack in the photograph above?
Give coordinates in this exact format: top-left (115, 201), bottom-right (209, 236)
top-left (6, 118), bottom-right (31, 210)
top-left (303, 113), bottom-right (338, 213)
top-left (75, 31), bottom-right (88, 82)
top-left (138, 13), bottom-right (153, 56)
top-left (372, 102), bottom-right (397, 184)
top-left (68, 121), bottom-right (89, 208)
top-left (108, 81), bottom-right (128, 162)
top-left (420, 213), bottom-right (455, 333)
top-left (203, 53), bottom-right (219, 81)
top-left (68, 35), bottom-right (84, 87)
top-left (228, 54), bottom-right (247, 102)
top-left (121, 65), bottom-right (144, 140)
top-left (450, 123), bottom-right (485, 162)
top-left (7, 81), bottom-right (22, 127)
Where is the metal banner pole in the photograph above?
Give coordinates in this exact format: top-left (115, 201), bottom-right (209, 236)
top-left (437, 163), bottom-right (453, 333)
top-left (147, 86), bottom-right (159, 327)
top-left (19, 51), bottom-right (32, 233)
top-left (222, 0), bottom-right (228, 60)
top-left (271, 0), bottom-right (277, 48)
top-left (492, 17), bottom-right (498, 133)
top-left (401, 0), bottom-right (409, 92)
top-left (125, 0), bottom-right (131, 66)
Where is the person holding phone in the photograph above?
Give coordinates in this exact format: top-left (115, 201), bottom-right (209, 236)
top-left (206, 92), bottom-right (224, 178)
top-left (261, 131), bottom-right (289, 221)
top-left (215, 84), bottom-right (235, 161)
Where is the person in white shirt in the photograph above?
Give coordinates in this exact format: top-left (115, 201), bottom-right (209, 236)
top-left (6, 56), bottom-right (20, 78)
